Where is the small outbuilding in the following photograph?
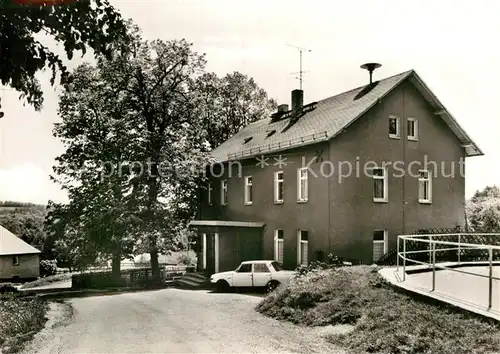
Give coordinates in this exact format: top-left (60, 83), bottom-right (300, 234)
top-left (0, 225), bottom-right (41, 280)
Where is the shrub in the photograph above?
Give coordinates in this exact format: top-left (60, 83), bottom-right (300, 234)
top-left (295, 252), bottom-right (345, 277)
top-left (177, 251), bottom-right (197, 267)
top-left (0, 283), bottom-right (18, 294)
top-left (39, 260), bottom-right (57, 278)
top-left (257, 267), bottom-right (368, 325)
top-left (0, 296), bottom-right (48, 353)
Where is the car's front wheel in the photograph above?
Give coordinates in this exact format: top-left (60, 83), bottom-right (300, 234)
top-left (215, 280), bottom-right (230, 293)
top-left (266, 280), bottom-right (281, 293)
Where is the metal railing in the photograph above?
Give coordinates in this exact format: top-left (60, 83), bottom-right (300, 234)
top-left (397, 233), bottom-right (500, 309)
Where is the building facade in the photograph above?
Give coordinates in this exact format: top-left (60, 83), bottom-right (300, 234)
top-left (190, 69), bottom-right (482, 273)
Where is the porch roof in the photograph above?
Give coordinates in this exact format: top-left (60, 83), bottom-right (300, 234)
top-left (188, 220), bottom-right (265, 228)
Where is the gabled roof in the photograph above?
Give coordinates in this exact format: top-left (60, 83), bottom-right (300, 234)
top-left (0, 225), bottom-right (41, 256)
top-left (211, 70), bottom-right (483, 162)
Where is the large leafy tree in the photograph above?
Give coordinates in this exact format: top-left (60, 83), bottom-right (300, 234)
top-left (44, 201), bottom-right (74, 269)
top-left (49, 61), bottom-right (138, 276)
top-left (195, 71), bottom-right (277, 149)
top-left (48, 23), bottom-right (278, 281)
top-left (466, 185), bottom-right (500, 232)
top-left (45, 201), bottom-right (99, 271)
top-left (97, 29), bottom-right (209, 282)
top-left (50, 27), bottom-right (209, 281)
top-left (0, 0), bottom-right (128, 116)
top-left (45, 182), bottom-right (137, 274)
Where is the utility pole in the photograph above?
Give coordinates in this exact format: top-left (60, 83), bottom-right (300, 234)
top-left (287, 44), bottom-right (312, 90)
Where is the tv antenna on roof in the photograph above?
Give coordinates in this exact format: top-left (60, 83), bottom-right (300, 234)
top-left (287, 44), bottom-right (312, 90)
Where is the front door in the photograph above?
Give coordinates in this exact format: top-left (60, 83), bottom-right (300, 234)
top-left (205, 233), bottom-right (216, 274)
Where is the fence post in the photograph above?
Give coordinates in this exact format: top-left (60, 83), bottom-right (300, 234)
top-left (488, 247), bottom-right (493, 309)
top-left (432, 241), bottom-right (436, 291)
top-left (458, 234), bottom-right (461, 265)
top-left (396, 236), bottom-right (400, 271)
top-left (402, 238), bottom-right (406, 281)
top-left (429, 235), bottom-right (433, 266)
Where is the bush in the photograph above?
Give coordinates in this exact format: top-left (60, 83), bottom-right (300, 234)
top-left (177, 251), bottom-right (197, 267)
top-left (257, 267), bottom-right (370, 326)
top-left (39, 260), bottom-right (57, 277)
top-left (0, 296), bottom-right (48, 353)
top-left (0, 283), bottom-right (18, 294)
top-left (295, 252), bottom-right (345, 277)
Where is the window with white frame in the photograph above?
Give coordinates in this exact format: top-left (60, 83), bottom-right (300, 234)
top-left (370, 167), bottom-right (388, 202)
top-left (418, 170), bottom-right (432, 203)
top-left (389, 115), bottom-right (400, 138)
top-left (244, 176), bottom-right (253, 205)
top-left (297, 230), bottom-right (308, 266)
top-left (12, 256), bottom-right (19, 266)
top-left (207, 182), bottom-right (213, 206)
top-left (274, 230), bottom-right (284, 264)
top-left (221, 180), bottom-right (228, 206)
top-left (274, 171), bottom-right (284, 203)
top-left (297, 168), bottom-right (308, 202)
top-left (373, 230), bottom-right (387, 262)
top-left (407, 117), bottom-right (418, 140)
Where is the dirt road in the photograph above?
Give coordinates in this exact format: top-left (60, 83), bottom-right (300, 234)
top-left (22, 288), bottom-right (344, 353)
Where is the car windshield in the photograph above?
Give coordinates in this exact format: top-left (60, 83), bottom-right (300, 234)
top-left (270, 261), bottom-right (284, 271)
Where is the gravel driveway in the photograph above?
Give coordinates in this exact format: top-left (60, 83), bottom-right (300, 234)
top-left (22, 288), bottom-right (345, 354)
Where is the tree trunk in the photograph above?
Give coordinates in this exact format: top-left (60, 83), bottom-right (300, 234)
top-left (112, 252), bottom-right (121, 286)
top-left (148, 140), bottom-right (163, 285)
top-left (143, 120), bottom-right (164, 286)
top-left (150, 249), bottom-right (161, 284)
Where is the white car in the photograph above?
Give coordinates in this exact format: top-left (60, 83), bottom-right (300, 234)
top-left (210, 260), bottom-right (296, 293)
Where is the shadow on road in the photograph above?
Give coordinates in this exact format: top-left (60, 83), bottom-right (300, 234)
top-left (206, 287), bottom-right (267, 298)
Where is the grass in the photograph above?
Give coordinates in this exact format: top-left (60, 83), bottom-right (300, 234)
top-left (20, 273), bottom-right (73, 289)
top-left (256, 266), bottom-right (500, 354)
top-left (0, 294), bottom-right (48, 353)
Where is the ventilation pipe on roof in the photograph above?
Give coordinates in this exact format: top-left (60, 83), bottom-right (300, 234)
top-left (291, 89), bottom-right (303, 115)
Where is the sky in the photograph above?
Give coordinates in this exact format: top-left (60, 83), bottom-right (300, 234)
top-left (0, 0), bottom-right (499, 204)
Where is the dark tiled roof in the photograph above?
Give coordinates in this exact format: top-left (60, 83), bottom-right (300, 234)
top-left (0, 225), bottom-right (41, 255)
top-left (210, 69), bottom-right (482, 162)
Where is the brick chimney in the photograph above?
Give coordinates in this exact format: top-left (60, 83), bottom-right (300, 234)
top-left (291, 89), bottom-right (303, 115)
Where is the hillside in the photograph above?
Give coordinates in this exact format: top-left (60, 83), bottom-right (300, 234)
top-left (0, 200), bottom-right (46, 211)
top-left (0, 200), bottom-right (48, 255)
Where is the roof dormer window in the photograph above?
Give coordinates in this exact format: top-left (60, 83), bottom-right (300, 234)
top-left (243, 137), bottom-right (253, 144)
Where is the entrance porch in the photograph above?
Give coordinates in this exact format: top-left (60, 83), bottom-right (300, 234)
top-left (188, 220), bottom-right (265, 275)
